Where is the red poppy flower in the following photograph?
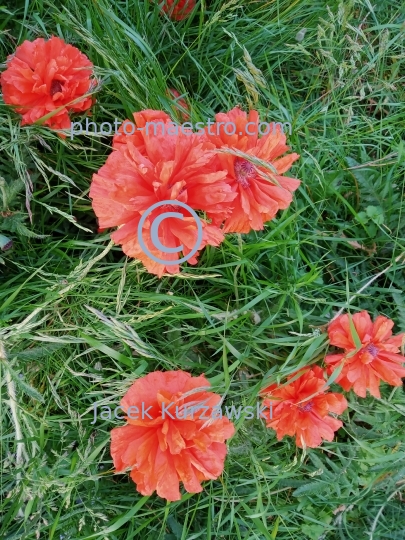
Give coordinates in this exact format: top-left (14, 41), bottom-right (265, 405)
top-left (204, 107), bottom-right (300, 232)
top-left (0, 36), bottom-right (94, 131)
top-left (90, 110), bottom-right (236, 277)
top-left (260, 365), bottom-right (347, 448)
top-left (110, 370), bottom-right (235, 501)
top-left (167, 88), bottom-right (190, 121)
top-left (325, 311), bottom-right (405, 398)
top-left (154, 0), bottom-right (196, 21)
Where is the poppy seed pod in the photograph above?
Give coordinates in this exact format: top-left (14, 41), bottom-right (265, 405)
top-left (0, 234), bottom-right (12, 251)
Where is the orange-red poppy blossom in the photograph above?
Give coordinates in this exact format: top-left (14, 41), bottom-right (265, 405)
top-left (0, 36), bottom-right (94, 131)
top-left (154, 0), bottom-right (196, 21)
top-left (90, 109), bottom-right (235, 277)
top-left (110, 370), bottom-right (235, 501)
top-left (260, 365), bottom-right (347, 448)
top-left (204, 107), bottom-right (300, 233)
top-left (325, 311), bottom-right (405, 398)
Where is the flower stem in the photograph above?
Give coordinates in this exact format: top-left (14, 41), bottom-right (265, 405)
top-left (1, 341), bottom-right (27, 517)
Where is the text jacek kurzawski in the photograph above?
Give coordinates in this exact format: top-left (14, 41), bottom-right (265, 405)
top-left (90, 401), bottom-right (273, 424)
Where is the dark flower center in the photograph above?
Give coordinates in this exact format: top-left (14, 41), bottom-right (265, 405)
top-left (234, 158), bottom-right (256, 189)
top-left (298, 401), bottom-right (314, 412)
top-left (50, 79), bottom-right (63, 96)
top-left (365, 343), bottom-right (379, 358)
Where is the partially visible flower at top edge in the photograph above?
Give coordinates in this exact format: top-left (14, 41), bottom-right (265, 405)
top-left (0, 234), bottom-right (12, 251)
top-left (153, 0), bottom-right (196, 21)
top-left (260, 365), bottom-right (348, 449)
top-left (204, 106), bottom-right (300, 233)
top-left (0, 36), bottom-right (94, 134)
top-left (325, 310), bottom-right (405, 398)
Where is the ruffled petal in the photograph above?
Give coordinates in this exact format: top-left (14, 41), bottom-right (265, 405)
top-left (109, 370), bottom-right (234, 501)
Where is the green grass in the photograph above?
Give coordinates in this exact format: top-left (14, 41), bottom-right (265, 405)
top-left (1, 0), bottom-right (405, 538)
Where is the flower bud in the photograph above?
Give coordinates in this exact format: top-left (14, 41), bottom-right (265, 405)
top-left (0, 234), bottom-right (12, 251)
